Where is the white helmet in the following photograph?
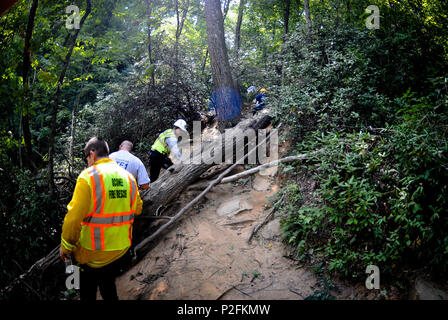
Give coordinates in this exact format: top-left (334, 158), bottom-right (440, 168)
top-left (173, 119), bottom-right (188, 132)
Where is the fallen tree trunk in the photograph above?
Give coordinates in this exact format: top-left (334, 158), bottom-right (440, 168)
top-left (189, 154), bottom-right (309, 191)
top-left (1, 245), bottom-right (61, 299)
top-left (141, 115), bottom-right (271, 212)
top-left (133, 119), bottom-right (278, 255)
top-left (134, 114), bottom-right (273, 242)
top-left (221, 155), bottom-right (308, 183)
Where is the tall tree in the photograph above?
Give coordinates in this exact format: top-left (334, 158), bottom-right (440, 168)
top-left (146, 0), bottom-right (155, 86)
top-left (205, 0), bottom-right (241, 128)
top-left (283, 0), bottom-right (291, 41)
top-left (48, 0), bottom-right (92, 197)
top-left (278, 0), bottom-right (291, 78)
top-left (20, 0), bottom-right (39, 171)
top-left (222, 0), bottom-right (231, 18)
top-left (234, 0), bottom-right (245, 52)
top-left (304, 0), bottom-right (312, 43)
top-left (202, 0), bottom-right (231, 75)
top-left (233, 0), bottom-right (245, 90)
top-left (175, 0), bottom-right (190, 68)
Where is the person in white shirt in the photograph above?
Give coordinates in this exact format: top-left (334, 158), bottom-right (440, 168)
top-left (109, 140), bottom-right (150, 190)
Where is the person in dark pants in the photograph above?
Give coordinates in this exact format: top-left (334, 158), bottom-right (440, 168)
top-left (60, 137), bottom-right (143, 300)
top-left (252, 88), bottom-right (267, 115)
top-left (79, 251), bottom-right (131, 300)
top-left (148, 119), bottom-right (188, 183)
top-left (149, 148), bottom-right (174, 182)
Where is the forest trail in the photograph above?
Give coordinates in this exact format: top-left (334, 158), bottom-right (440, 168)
top-left (115, 169), bottom-right (374, 300)
top-left (111, 116), bottom-right (376, 300)
top-left (116, 169), bottom-right (315, 300)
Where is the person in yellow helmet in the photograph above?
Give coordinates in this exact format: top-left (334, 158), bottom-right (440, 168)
top-left (253, 88), bottom-right (267, 115)
top-left (60, 137), bottom-right (143, 300)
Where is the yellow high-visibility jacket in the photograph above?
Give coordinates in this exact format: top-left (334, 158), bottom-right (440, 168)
top-left (61, 158), bottom-right (143, 268)
top-left (151, 129), bottom-right (176, 155)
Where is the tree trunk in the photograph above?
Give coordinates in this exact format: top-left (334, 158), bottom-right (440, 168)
top-left (18, 108), bottom-right (23, 169)
top-left (283, 0), bottom-right (291, 43)
top-left (134, 116), bottom-right (274, 255)
top-left (69, 62), bottom-right (91, 172)
top-left (205, 0), bottom-right (241, 128)
top-left (21, 0), bottom-right (39, 171)
top-left (201, 49), bottom-right (209, 75)
top-left (134, 114), bottom-right (272, 242)
top-left (69, 109), bottom-right (75, 172)
top-left (304, 0), bottom-right (312, 43)
top-left (201, 0), bottom-right (230, 77)
top-left (233, 0), bottom-right (245, 91)
top-left (222, 0), bottom-right (230, 19)
top-left (145, 0), bottom-right (155, 86)
top-left (174, 0), bottom-right (190, 68)
top-left (278, 0), bottom-right (291, 78)
top-left (234, 0), bottom-right (245, 52)
top-left (48, 0), bottom-right (91, 198)
top-left (175, 0), bottom-right (180, 64)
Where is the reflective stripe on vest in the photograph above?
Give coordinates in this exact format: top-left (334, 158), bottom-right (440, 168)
top-left (151, 129), bottom-right (175, 155)
top-left (83, 212), bottom-right (135, 226)
top-left (127, 174), bottom-right (137, 246)
top-left (128, 175), bottom-right (136, 209)
top-left (79, 162), bottom-right (138, 251)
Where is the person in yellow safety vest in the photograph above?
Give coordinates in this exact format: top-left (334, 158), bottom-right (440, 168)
top-left (148, 119), bottom-right (188, 182)
top-left (60, 137), bottom-right (143, 300)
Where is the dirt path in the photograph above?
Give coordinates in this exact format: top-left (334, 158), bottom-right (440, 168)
top-left (115, 166), bottom-right (366, 300)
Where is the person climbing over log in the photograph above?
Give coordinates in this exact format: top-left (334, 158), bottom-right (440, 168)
top-left (148, 119), bottom-right (188, 183)
top-left (207, 92), bottom-right (217, 117)
top-left (59, 137), bottom-right (143, 300)
top-left (109, 140), bottom-right (150, 190)
top-left (200, 93), bottom-right (217, 127)
top-left (252, 88), bottom-right (267, 115)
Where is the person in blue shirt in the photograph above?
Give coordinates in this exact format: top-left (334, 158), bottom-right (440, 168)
top-left (201, 93), bottom-right (217, 127)
top-left (208, 94), bottom-right (217, 115)
top-left (253, 88), bottom-right (267, 115)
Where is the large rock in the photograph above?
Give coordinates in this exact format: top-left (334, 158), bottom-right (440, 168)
top-left (216, 198), bottom-right (241, 217)
top-left (409, 278), bottom-right (448, 300)
top-left (216, 197), bottom-right (252, 217)
top-left (253, 175), bottom-right (271, 191)
top-left (260, 219), bottom-right (282, 240)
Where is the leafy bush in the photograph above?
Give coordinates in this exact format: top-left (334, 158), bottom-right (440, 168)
top-left (0, 168), bottom-right (64, 291)
top-left (281, 100), bottom-right (448, 279)
top-left (271, 2), bottom-right (448, 286)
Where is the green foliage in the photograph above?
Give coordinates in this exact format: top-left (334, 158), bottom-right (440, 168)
top-left (0, 168), bottom-right (64, 289)
top-left (305, 263), bottom-right (336, 300)
top-left (273, 0), bottom-right (448, 285)
top-left (280, 101), bottom-right (448, 280)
